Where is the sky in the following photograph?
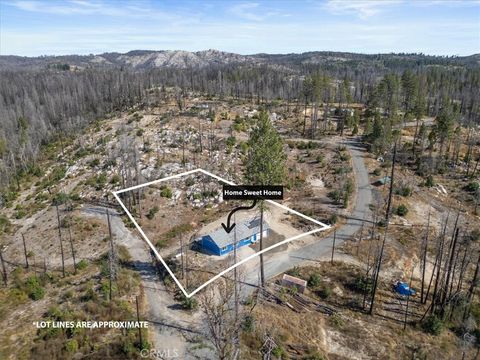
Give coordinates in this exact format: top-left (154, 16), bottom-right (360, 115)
top-left (0, 0), bottom-right (479, 57)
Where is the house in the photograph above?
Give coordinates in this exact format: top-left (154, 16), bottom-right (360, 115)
top-left (281, 274), bottom-right (307, 294)
top-left (198, 217), bottom-right (269, 256)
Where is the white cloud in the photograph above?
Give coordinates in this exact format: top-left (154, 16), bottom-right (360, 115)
top-left (228, 3), bottom-right (262, 21)
top-left (324, 0), bottom-right (402, 19)
top-left (8, 0), bottom-right (184, 20)
top-left (1, 0), bottom-right (477, 56)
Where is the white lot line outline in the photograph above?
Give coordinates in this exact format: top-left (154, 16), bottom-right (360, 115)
top-left (112, 168), bottom-right (330, 298)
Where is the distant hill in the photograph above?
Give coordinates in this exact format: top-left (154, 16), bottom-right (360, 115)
top-left (0, 50), bottom-right (478, 71)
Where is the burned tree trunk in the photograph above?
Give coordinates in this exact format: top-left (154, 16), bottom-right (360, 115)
top-left (22, 233), bottom-right (29, 269)
top-left (55, 204), bottom-right (66, 277)
top-left (369, 140), bottom-right (397, 315)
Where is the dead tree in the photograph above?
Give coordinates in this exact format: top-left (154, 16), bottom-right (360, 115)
top-left (464, 251), bottom-right (480, 320)
top-left (67, 224), bottom-right (77, 274)
top-left (441, 225), bottom-right (461, 312)
top-left (369, 140), bottom-right (397, 315)
top-left (55, 204), bottom-right (66, 277)
top-left (0, 245), bottom-right (7, 286)
top-left (420, 209), bottom-right (431, 303)
top-left (404, 262), bottom-right (416, 330)
top-left (431, 213), bottom-right (450, 314)
top-left (200, 277), bottom-right (243, 360)
top-left (106, 209), bottom-right (117, 301)
top-left (135, 295), bottom-right (144, 347)
top-left (22, 233), bottom-right (29, 269)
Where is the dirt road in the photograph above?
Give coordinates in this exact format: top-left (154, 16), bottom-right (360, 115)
top-left (242, 137), bottom-right (373, 289)
top-left (82, 206), bottom-right (212, 359)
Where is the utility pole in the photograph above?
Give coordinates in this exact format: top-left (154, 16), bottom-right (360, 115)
top-left (369, 140), bottom-right (397, 315)
top-left (331, 230), bottom-right (336, 264)
top-left (55, 204), bottom-right (66, 277)
top-left (233, 213), bottom-right (240, 359)
top-left (135, 295), bottom-right (143, 347)
top-left (233, 213), bottom-right (239, 320)
top-left (21, 233), bottom-right (29, 269)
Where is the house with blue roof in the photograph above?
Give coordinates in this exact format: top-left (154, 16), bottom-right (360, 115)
top-left (198, 217), bottom-right (269, 256)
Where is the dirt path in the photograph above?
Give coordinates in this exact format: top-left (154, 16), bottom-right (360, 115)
top-left (82, 206), bottom-right (213, 359)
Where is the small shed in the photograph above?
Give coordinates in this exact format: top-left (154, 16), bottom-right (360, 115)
top-left (281, 274), bottom-right (307, 294)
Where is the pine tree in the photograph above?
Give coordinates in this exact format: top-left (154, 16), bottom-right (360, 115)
top-left (245, 111), bottom-right (286, 185)
top-left (244, 110), bottom-right (286, 287)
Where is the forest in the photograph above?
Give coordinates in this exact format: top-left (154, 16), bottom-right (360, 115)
top-left (0, 51), bottom-right (479, 193)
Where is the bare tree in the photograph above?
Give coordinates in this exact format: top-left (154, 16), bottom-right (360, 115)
top-left (199, 277), bottom-right (242, 360)
top-left (55, 204), bottom-right (66, 277)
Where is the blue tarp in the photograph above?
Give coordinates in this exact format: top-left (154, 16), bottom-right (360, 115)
top-left (394, 281), bottom-right (416, 296)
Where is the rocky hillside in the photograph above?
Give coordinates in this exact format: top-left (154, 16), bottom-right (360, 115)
top-left (1, 49), bottom-right (478, 71)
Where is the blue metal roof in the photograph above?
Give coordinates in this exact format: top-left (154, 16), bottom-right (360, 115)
top-left (204, 216), bottom-right (269, 249)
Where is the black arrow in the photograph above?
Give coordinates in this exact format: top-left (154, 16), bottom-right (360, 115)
top-left (221, 199), bottom-right (257, 234)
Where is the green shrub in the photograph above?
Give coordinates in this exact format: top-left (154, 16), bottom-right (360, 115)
top-left (350, 276), bottom-right (372, 293)
top-left (395, 204), bottom-right (409, 216)
top-left (181, 295), bottom-right (198, 310)
top-left (226, 136), bottom-right (236, 147)
top-left (85, 172), bottom-right (108, 190)
top-left (15, 209), bottom-right (27, 219)
top-left (243, 314), bottom-right (255, 333)
top-left (136, 128), bottom-right (144, 137)
top-left (425, 175), bottom-right (435, 187)
top-left (329, 313), bottom-right (345, 328)
top-left (52, 192), bottom-right (69, 206)
top-left (396, 186), bottom-right (412, 197)
top-left (163, 223), bottom-right (193, 241)
top-left (328, 190), bottom-right (342, 203)
top-left (160, 186), bottom-right (173, 198)
top-left (329, 214), bottom-right (338, 225)
top-left (318, 286), bottom-right (332, 299)
top-left (334, 166), bottom-right (352, 175)
top-left (288, 266), bottom-right (301, 277)
top-left (339, 152), bottom-right (350, 162)
top-left (110, 174), bottom-right (121, 184)
top-left (373, 168), bottom-right (382, 176)
top-left (24, 276), bottom-right (45, 300)
top-left (308, 273), bottom-right (321, 287)
top-left (422, 315), bottom-right (444, 335)
top-left (77, 259), bottom-right (88, 270)
top-left (88, 158), bottom-right (100, 168)
top-left (147, 206), bottom-right (159, 220)
top-left (465, 181), bottom-right (480, 193)
top-left (65, 339), bottom-right (78, 353)
top-left (272, 346), bottom-right (286, 358)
